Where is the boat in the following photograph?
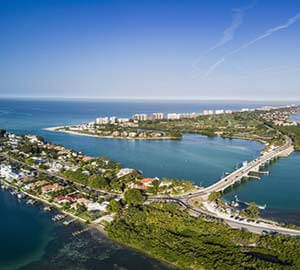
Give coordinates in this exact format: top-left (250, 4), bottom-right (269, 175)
top-left (17, 193), bottom-right (25, 199)
top-left (231, 201), bottom-right (239, 207)
top-left (26, 199), bottom-right (37, 205)
top-left (52, 214), bottom-right (66, 222)
top-left (43, 206), bottom-right (51, 212)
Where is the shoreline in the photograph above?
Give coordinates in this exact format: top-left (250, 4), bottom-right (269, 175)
top-left (0, 178), bottom-right (108, 236)
top-left (0, 179), bottom-right (178, 269)
top-left (44, 126), bottom-right (181, 141)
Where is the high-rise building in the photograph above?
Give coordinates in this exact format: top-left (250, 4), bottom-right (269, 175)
top-left (167, 113), bottom-right (180, 120)
top-left (152, 113), bottom-right (164, 120)
top-left (96, 117), bottom-right (109, 125)
top-left (132, 114), bottom-right (148, 121)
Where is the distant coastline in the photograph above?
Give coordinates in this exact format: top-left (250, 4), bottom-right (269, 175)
top-left (44, 126), bottom-right (181, 140)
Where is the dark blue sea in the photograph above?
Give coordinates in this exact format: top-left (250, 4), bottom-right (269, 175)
top-left (0, 98), bottom-right (299, 270)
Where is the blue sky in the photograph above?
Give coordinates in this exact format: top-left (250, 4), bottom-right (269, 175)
top-left (0, 0), bottom-right (299, 100)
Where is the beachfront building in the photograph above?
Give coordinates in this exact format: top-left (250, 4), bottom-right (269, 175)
top-left (0, 164), bottom-right (21, 181)
top-left (203, 110), bottom-right (214, 115)
top-left (225, 110), bottom-right (233, 114)
top-left (179, 113), bottom-right (198, 119)
top-left (87, 201), bottom-right (109, 212)
top-left (132, 114), bottom-right (148, 121)
top-left (167, 113), bottom-right (181, 120)
top-left (41, 183), bottom-right (64, 194)
top-left (109, 116), bottom-right (117, 124)
top-left (96, 117), bottom-right (109, 125)
top-left (215, 110), bottom-right (224, 115)
top-left (117, 118), bottom-right (130, 123)
top-left (152, 113), bottom-right (164, 120)
top-left (241, 108), bottom-right (249, 112)
top-left (116, 168), bottom-right (136, 178)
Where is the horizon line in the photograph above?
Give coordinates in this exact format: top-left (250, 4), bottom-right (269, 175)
top-left (0, 95), bottom-right (299, 103)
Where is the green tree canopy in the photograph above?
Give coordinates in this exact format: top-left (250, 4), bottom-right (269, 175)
top-left (108, 199), bottom-right (121, 213)
top-left (124, 189), bottom-right (145, 206)
top-left (246, 202), bottom-right (260, 218)
top-left (208, 191), bottom-right (222, 202)
top-left (88, 175), bottom-right (109, 190)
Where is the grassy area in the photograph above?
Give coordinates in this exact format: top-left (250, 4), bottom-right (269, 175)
top-left (107, 203), bottom-right (300, 270)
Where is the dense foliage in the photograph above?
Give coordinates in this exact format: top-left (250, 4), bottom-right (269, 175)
top-left (107, 203), bottom-right (300, 270)
top-left (139, 112), bottom-right (285, 149)
top-left (124, 188), bottom-right (145, 206)
top-left (280, 125), bottom-right (300, 150)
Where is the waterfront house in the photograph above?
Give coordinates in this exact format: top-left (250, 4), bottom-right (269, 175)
top-left (55, 196), bottom-right (76, 204)
top-left (41, 183), bottom-right (64, 194)
top-left (116, 168), bottom-right (136, 179)
top-left (71, 197), bottom-right (92, 210)
top-left (138, 178), bottom-right (155, 187)
top-left (87, 201), bottom-right (109, 212)
top-left (0, 164), bottom-right (21, 181)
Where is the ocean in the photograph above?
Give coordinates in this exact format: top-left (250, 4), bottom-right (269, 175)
top-left (0, 98), bottom-right (299, 270)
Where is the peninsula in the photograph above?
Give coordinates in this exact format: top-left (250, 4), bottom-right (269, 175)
top-left (2, 104), bottom-right (300, 270)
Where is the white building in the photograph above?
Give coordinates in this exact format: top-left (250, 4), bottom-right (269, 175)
top-left (25, 135), bottom-right (39, 143)
top-left (215, 110), bottom-right (224, 115)
top-left (225, 110), bottom-right (233, 114)
top-left (88, 201), bottom-right (109, 212)
top-left (117, 118), bottom-right (130, 123)
top-left (0, 164), bottom-right (20, 181)
top-left (203, 110), bottom-right (214, 115)
top-left (241, 108), bottom-right (249, 112)
top-left (96, 117), bottom-right (109, 125)
top-left (116, 168), bottom-right (135, 178)
top-left (152, 113), bottom-right (164, 120)
top-left (167, 113), bottom-right (180, 120)
top-left (132, 114), bottom-right (148, 121)
top-left (109, 116), bottom-right (116, 124)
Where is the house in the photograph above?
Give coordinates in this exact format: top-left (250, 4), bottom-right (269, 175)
top-left (128, 178), bottom-right (157, 190)
top-left (32, 180), bottom-right (49, 189)
top-left (71, 198), bottom-right (92, 209)
top-left (116, 168), bottom-right (135, 178)
top-left (128, 132), bottom-right (137, 137)
top-left (0, 164), bottom-right (20, 181)
top-left (87, 201), bottom-right (109, 212)
top-left (137, 178), bottom-right (155, 187)
top-left (55, 196), bottom-right (76, 204)
top-left (41, 183), bottom-right (64, 194)
top-left (82, 156), bottom-right (94, 162)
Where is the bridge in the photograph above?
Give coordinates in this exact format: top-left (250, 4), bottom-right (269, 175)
top-left (147, 136), bottom-right (300, 236)
top-left (180, 135), bottom-right (294, 200)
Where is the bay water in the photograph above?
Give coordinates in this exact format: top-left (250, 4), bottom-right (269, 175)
top-left (0, 98), bottom-right (299, 269)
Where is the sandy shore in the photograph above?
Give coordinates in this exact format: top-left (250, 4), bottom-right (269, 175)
top-left (44, 126), bottom-right (180, 140)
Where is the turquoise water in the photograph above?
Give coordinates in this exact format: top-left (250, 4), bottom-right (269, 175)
top-left (0, 98), bottom-right (300, 269)
top-left (41, 133), bottom-right (262, 186)
top-left (223, 152), bottom-right (300, 224)
top-left (0, 189), bottom-right (174, 270)
top-left (0, 190), bottom-right (54, 270)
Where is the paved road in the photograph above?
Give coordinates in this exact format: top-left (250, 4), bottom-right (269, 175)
top-left (147, 196), bottom-right (300, 236)
top-left (3, 136), bottom-right (299, 237)
top-left (1, 153), bottom-right (120, 199)
top-left (176, 136), bottom-right (294, 200)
